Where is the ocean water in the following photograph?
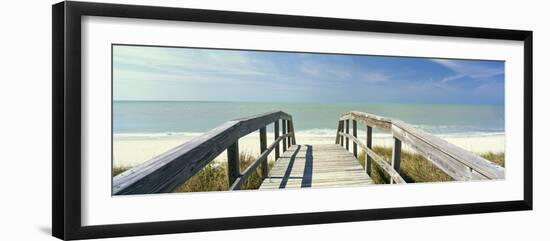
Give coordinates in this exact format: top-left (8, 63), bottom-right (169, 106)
top-left (113, 101), bottom-right (504, 137)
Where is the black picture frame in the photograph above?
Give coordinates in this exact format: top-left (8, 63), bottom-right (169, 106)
top-left (52, 1), bottom-right (533, 240)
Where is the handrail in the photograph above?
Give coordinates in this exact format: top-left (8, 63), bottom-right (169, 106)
top-left (113, 111), bottom-right (296, 195)
top-left (229, 133), bottom-right (291, 190)
top-left (336, 111), bottom-right (505, 183)
top-left (339, 132), bottom-right (406, 184)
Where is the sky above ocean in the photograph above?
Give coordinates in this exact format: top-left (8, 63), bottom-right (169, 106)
top-left (112, 45), bottom-right (505, 105)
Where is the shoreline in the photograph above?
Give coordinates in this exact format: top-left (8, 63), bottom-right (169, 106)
top-left (113, 131), bottom-right (505, 168)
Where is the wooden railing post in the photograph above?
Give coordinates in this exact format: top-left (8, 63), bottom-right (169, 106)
top-left (227, 140), bottom-right (240, 187)
top-left (259, 127), bottom-right (268, 178)
top-left (335, 121), bottom-right (342, 144)
top-left (340, 121), bottom-right (344, 146)
top-left (345, 119), bottom-right (350, 150)
top-left (290, 120), bottom-right (296, 145)
top-left (113, 111), bottom-right (296, 194)
top-left (287, 120), bottom-right (293, 147)
top-left (282, 120), bottom-right (287, 152)
top-left (352, 120), bottom-right (358, 157)
top-left (391, 137), bottom-right (402, 184)
top-left (274, 120), bottom-right (280, 160)
top-left (285, 120), bottom-right (289, 148)
top-left (366, 125), bottom-right (373, 175)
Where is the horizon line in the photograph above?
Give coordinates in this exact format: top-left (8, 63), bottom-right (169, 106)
top-left (112, 99), bottom-right (504, 106)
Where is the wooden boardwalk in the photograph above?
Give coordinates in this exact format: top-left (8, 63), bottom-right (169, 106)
top-left (260, 144), bottom-right (374, 189)
top-left (113, 111), bottom-right (504, 195)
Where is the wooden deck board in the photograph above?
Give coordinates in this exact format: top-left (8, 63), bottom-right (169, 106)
top-left (260, 144), bottom-right (374, 189)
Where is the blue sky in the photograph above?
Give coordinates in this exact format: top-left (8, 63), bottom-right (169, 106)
top-left (113, 45), bottom-right (504, 105)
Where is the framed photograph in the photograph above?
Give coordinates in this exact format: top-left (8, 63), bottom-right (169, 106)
top-left (52, 1), bottom-right (533, 240)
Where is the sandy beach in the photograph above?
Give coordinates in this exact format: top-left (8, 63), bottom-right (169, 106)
top-left (113, 131), bottom-right (505, 168)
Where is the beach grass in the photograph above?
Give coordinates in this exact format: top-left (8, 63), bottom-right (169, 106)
top-left (356, 146), bottom-right (505, 184)
top-left (112, 147), bottom-right (505, 192)
top-left (112, 166), bottom-right (131, 177)
top-left (480, 152), bottom-right (505, 167)
top-left (174, 152), bottom-right (274, 192)
top-left (112, 152), bottom-right (274, 193)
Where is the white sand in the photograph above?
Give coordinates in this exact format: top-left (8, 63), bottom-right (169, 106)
top-left (113, 132), bottom-right (505, 167)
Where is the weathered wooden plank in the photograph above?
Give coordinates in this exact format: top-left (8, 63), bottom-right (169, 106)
top-left (267, 170), bottom-right (370, 177)
top-left (262, 180), bottom-right (373, 189)
top-left (392, 120), bottom-right (504, 180)
top-left (391, 137), bottom-right (402, 184)
top-left (274, 175), bottom-right (373, 182)
top-left (263, 158), bottom-right (374, 188)
top-left (270, 166), bottom-right (365, 172)
top-left (227, 140), bottom-right (240, 186)
top-left (270, 156), bottom-right (360, 163)
top-left (273, 154), bottom-right (359, 160)
top-left (288, 155), bottom-right (360, 160)
top-left (230, 133), bottom-right (291, 190)
top-left (269, 163), bottom-right (366, 172)
top-left (339, 111), bottom-right (503, 181)
top-left (286, 120), bottom-right (291, 148)
top-left (391, 127), bottom-right (478, 181)
top-left (335, 121), bottom-right (343, 144)
top-left (262, 181), bottom-right (373, 189)
top-left (274, 120), bottom-right (280, 160)
top-left (366, 125), bottom-right (373, 175)
top-left (340, 121), bottom-right (344, 146)
top-left (264, 180), bottom-right (373, 185)
top-left (282, 120), bottom-right (287, 152)
top-left (339, 111), bottom-right (392, 132)
top-left (260, 127), bottom-right (268, 178)
top-left (113, 111), bottom-right (292, 195)
top-left (265, 172), bottom-right (372, 179)
top-left (289, 119), bottom-right (297, 145)
top-left (260, 144), bottom-right (374, 189)
top-left (263, 178), bottom-right (373, 186)
top-left (266, 169), bottom-right (371, 177)
top-left (233, 111), bottom-right (292, 121)
top-left (269, 162), bottom-right (363, 170)
top-left (345, 120), bottom-right (350, 150)
top-left (353, 120), bottom-right (358, 157)
top-left (339, 132), bottom-right (406, 184)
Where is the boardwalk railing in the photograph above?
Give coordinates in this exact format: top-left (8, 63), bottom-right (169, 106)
top-left (113, 111), bottom-right (296, 195)
top-left (335, 111), bottom-right (505, 184)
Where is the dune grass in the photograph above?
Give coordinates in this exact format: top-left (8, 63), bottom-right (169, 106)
top-left (113, 147), bottom-right (505, 192)
top-left (357, 146), bottom-right (505, 184)
top-left (480, 152), bottom-right (505, 167)
top-left (175, 152), bottom-right (275, 192)
top-left (112, 152), bottom-right (274, 193)
top-left (112, 166), bottom-right (131, 177)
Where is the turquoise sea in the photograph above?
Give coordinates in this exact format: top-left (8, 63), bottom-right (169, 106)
top-left (113, 101), bottom-right (504, 136)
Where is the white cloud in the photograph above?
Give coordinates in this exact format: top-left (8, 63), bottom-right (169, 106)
top-left (299, 61), bottom-right (353, 80)
top-left (428, 58), bottom-right (504, 93)
top-left (113, 45), bottom-right (277, 81)
top-left (299, 62), bottom-right (322, 77)
top-left (430, 58), bottom-right (503, 80)
top-left (113, 46), bottom-right (295, 100)
top-left (298, 59), bottom-right (390, 86)
top-left (361, 72), bottom-right (390, 84)
top-left (440, 74), bottom-right (465, 83)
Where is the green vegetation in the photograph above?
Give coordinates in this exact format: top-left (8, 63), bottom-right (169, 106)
top-left (357, 146), bottom-right (505, 184)
top-left (175, 152), bottom-right (274, 192)
top-left (112, 166), bottom-right (131, 177)
top-left (113, 147), bottom-right (505, 192)
top-left (480, 152), bottom-right (505, 167)
top-left (112, 152), bottom-right (274, 193)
